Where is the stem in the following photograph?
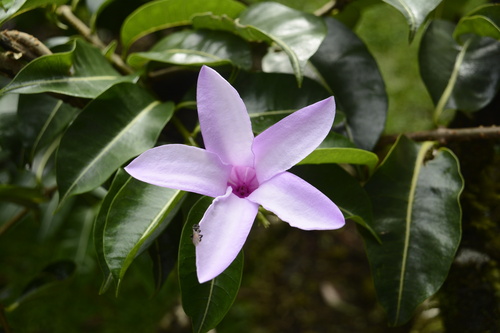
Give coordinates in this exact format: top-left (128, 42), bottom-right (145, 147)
top-left (171, 116), bottom-right (198, 147)
top-left (0, 208), bottom-right (29, 237)
top-left (0, 306), bottom-right (12, 333)
top-left (55, 5), bottom-right (133, 75)
top-left (378, 126), bottom-right (500, 146)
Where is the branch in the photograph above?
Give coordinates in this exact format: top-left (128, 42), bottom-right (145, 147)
top-left (378, 126), bottom-right (500, 146)
top-left (56, 5), bottom-right (133, 75)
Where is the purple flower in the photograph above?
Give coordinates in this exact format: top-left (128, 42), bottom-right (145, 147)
top-left (125, 66), bottom-right (345, 283)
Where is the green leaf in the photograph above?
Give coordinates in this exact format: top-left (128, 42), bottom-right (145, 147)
top-left (382, 0), bottom-right (442, 41)
top-left (120, 0), bottom-right (245, 53)
top-left (419, 20), bottom-right (500, 124)
top-left (18, 0), bottom-right (67, 13)
top-left (17, 94), bottom-right (79, 159)
top-left (6, 260), bottom-right (76, 312)
top-left (127, 29), bottom-right (251, 70)
top-left (94, 169), bottom-right (130, 294)
top-left (56, 83), bottom-right (174, 206)
top-left (233, 72), bottom-right (330, 133)
top-left (454, 4), bottom-right (500, 43)
top-left (238, 2), bottom-right (326, 86)
top-left (363, 136), bottom-right (463, 325)
top-left (298, 147), bottom-right (379, 175)
top-left (0, 39), bottom-right (134, 98)
top-left (0, 0), bottom-right (25, 24)
top-left (291, 164), bottom-right (378, 241)
top-left (179, 196), bottom-right (243, 333)
top-left (310, 18), bottom-right (387, 150)
top-left (103, 175), bottom-right (185, 289)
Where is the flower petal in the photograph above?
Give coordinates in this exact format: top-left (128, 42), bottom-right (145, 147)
top-left (196, 188), bottom-right (258, 283)
top-left (248, 171), bottom-right (344, 230)
top-left (125, 144), bottom-right (230, 197)
top-left (197, 66), bottom-right (254, 167)
top-left (252, 97), bottom-right (335, 182)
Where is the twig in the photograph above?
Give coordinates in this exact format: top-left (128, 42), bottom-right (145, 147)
top-left (55, 5), bottom-right (133, 75)
top-left (171, 116), bottom-right (199, 147)
top-left (0, 208), bottom-right (29, 237)
top-left (378, 126), bottom-right (500, 146)
top-left (0, 305), bottom-right (12, 333)
top-left (0, 30), bottom-right (52, 61)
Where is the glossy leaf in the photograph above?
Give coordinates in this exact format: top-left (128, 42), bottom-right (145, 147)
top-left (454, 4), bottom-right (500, 43)
top-left (103, 175), bottom-right (185, 289)
top-left (419, 20), bottom-right (500, 124)
top-left (127, 29), bottom-right (251, 69)
top-left (237, 2), bottom-right (326, 85)
top-left (298, 147), bottom-right (379, 175)
top-left (0, 0), bottom-right (25, 24)
top-left (233, 72), bottom-right (330, 133)
top-left (310, 18), bottom-right (387, 151)
top-left (17, 94), bottom-right (78, 158)
top-left (120, 0), bottom-right (245, 53)
top-left (179, 196), bottom-right (243, 333)
top-left (382, 0), bottom-right (442, 41)
top-left (364, 136), bottom-right (463, 325)
top-left (94, 169), bottom-right (130, 294)
top-left (291, 164), bottom-right (378, 241)
top-left (56, 83), bottom-right (174, 205)
top-left (0, 39), bottom-right (134, 98)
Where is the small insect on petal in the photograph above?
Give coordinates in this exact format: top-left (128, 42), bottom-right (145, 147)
top-left (191, 223), bottom-right (203, 246)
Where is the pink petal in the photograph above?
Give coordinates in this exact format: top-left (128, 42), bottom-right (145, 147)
top-left (247, 172), bottom-right (344, 230)
top-left (125, 144), bottom-right (230, 197)
top-left (197, 66), bottom-right (254, 167)
top-left (252, 97), bottom-right (335, 183)
top-left (196, 188), bottom-right (258, 283)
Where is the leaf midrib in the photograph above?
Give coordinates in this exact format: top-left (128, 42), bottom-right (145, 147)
top-left (395, 141), bottom-right (434, 322)
top-left (59, 100), bottom-right (161, 205)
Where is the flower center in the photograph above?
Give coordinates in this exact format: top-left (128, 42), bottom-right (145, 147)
top-left (227, 166), bottom-right (259, 198)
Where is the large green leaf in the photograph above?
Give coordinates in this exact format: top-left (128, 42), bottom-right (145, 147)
top-left (382, 0), bottom-right (442, 41)
top-left (120, 0), bottom-right (245, 53)
top-left (179, 196), bottom-right (243, 333)
top-left (56, 83), bottom-right (174, 206)
top-left (0, 39), bottom-right (134, 98)
top-left (454, 4), bottom-right (500, 43)
top-left (127, 29), bottom-right (251, 69)
top-left (309, 18), bottom-right (387, 151)
top-left (298, 147), bottom-right (379, 175)
top-left (17, 94), bottom-right (78, 159)
top-left (291, 164), bottom-right (378, 241)
top-left (94, 169), bottom-right (130, 294)
top-left (103, 174), bottom-right (185, 290)
top-left (0, 0), bottom-right (25, 24)
top-left (237, 2), bottom-right (326, 86)
top-left (193, 2), bottom-right (326, 86)
top-left (363, 136), bottom-right (463, 325)
top-left (419, 20), bottom-right (500, 124)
